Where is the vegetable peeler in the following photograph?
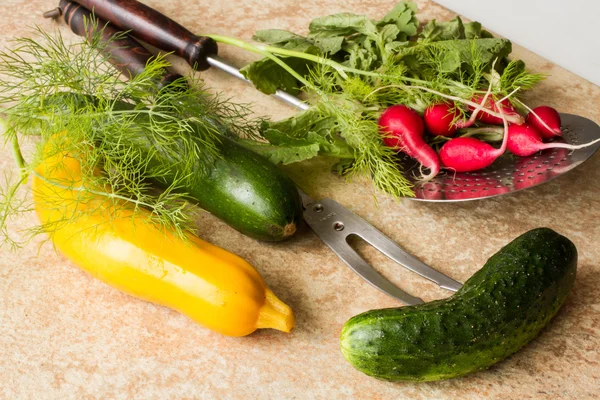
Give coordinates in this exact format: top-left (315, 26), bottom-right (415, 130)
top-left (50, 0), bottom-right (464, 304)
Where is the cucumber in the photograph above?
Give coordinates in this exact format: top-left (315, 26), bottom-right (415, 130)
top-left (340, 228), bottom-right (577, 381)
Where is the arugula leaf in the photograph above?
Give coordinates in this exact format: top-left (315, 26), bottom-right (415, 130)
top-left (240, 57), bottom-right (300, 94)
top-left (240, 138), bottom-right (321, 164)
top-left (253, 29), bottom-right (308, 45)
top-left (245, 108), bottom-right (353, 164)
top-left (437, 38), bottom-right (511, 67)
top-left (263, 107), bottom-right (335, 138)
top-left (312, 36), bottom-right (345, 54)
top-left (240, 41), bottom-right (320, 94)
top-left (380, 24), bottom-right (401, 44)
top-left (463, 21), bottom-right (494, 39)
top-left (346, 47), bottom-right (378, 70)
top-left (419, 17), bottom-right (494, 42)
top-left (419, 17), bottom-right (466, 41)
top-left (378, 1), bottom-right (418, 40)
top-left (308, 13), bottom-right (378, 39)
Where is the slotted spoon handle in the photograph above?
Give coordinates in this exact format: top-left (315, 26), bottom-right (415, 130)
top-left (69, 0), bottom-right (218, 70)
top-left (58, 0), bottom-right (183, 87)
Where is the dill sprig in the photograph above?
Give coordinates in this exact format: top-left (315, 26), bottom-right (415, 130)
top-left (0, 26), bottom-right (259, 247)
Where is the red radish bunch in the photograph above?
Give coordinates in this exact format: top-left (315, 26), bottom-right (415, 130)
top-left (378, 104), bottom-right (440, 180)
top-left (379, 98), bottom-right (598, 183)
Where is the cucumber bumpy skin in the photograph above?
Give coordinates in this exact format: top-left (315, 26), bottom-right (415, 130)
top-left (340, 228), bottom-right (577, 382)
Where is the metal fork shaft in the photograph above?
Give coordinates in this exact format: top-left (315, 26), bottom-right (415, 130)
top-left (206, 56), bottom-right (309, 111)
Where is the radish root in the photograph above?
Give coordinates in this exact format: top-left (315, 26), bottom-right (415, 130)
top-left (541, 137), bottom-right (600, 151)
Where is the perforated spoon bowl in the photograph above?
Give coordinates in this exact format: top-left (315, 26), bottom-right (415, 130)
top-left (404, 113), bottom-right (600, 201)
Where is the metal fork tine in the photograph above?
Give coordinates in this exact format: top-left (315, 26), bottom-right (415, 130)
top-left (321, 239), bottom-right (424, 305)
top-left (302, 197), bottom-right (462, 301)
top-left (356, 224), bottom-right (463, 292)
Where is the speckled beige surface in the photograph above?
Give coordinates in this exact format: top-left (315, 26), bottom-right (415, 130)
top-left (1, 0), bottom-right (599, 399)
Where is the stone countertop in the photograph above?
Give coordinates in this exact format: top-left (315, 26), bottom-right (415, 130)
top-left (0, 1), bottom-right (599, 399)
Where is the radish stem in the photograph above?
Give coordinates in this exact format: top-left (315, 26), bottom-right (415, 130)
top-left (456, 74), bottom-right (495, 128)
top-left (461, 127), bottom-right (504, 136)
top-left (3, 115), bottom-right (28, 178)
top-left (203, 35), bottom-right (315, 91)
top-left (207, 34), bottom-right (359, 80)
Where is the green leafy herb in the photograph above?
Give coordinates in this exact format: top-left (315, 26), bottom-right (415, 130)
top-left (239, 107), bottom-right (352, 164)
top-left (419, 16), bottom-right (492, 42)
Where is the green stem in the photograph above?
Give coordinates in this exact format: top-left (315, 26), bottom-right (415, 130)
top-left (206, 34), bottom-right (384, 80)
top-left (461, 127), bottom-right (504, 136)
top-left (3, 116), bottom-right (28, 177)
top-left (205, 34), bottom-right (319, 87)
top-left (206, 34), bottom-right (461, 94)
top-left (11, 135), bottom-right (26, 170)
top-left (32, 170), bottom-right (162, 211)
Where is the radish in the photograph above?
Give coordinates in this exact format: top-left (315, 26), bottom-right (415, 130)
top-left (526, 106), bottom-right (562, 139)
top-left (439, 137), bottom-right (503, 172)
top-left (439, 106), bottom-right (511, 173)
top-left (507, 124), bottom-right (600, 157)
top-left (469, 96), bottom-right (524, 125)
top-left (379, 104), bottom-right (440, 180)
top-left (423, 103), bottom-right (461, 136)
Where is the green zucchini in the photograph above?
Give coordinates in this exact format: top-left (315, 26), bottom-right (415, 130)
top-left (136, 123), bottom-right (303, 242)
top-left (176, 135), bottom-right (303, 241)
top-left (47, 92), bottom-right (303, 241)
top-left (340, 228), bottom-right (577, 381)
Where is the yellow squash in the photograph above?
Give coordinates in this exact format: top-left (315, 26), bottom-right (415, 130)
top-left (32, 144), bottom-right (294, 337)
